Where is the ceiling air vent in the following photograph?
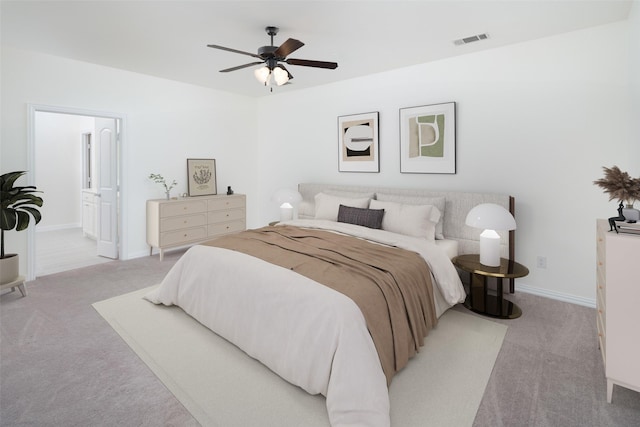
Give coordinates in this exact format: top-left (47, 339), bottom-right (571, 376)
top-left (453, 33), bottom-right (489, 46)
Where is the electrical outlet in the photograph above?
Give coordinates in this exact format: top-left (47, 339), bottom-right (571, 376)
top-left (536, 256), bottom-right (547, 269)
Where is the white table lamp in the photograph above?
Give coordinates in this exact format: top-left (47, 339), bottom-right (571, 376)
top-left (272, 188), bottom-right (303, 222)
top-left (465, 203), bottom-right (516, 267)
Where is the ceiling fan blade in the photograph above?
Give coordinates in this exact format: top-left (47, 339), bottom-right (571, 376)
top-left (285, 58), bottom-right (338, 69)
top-left (219, 61), bottom-right (264, 73)
top-left (274, 38), bottom-right (304, 58)
top-left (207, 44), bottom-right (262, 60)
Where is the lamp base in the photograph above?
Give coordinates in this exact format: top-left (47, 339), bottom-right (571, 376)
top-left (479, 230), bottom-right (501, 267)
top-left (464, 294), bottom-right (522, 319)
top-left (279, 203), bottom-right (293, 222)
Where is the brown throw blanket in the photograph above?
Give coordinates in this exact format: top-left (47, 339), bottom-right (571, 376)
top-left (202, 225), bottom-right (438, 384)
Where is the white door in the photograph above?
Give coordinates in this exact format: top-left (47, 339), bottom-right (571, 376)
top-left (95, 118), bottom-right (118, 259)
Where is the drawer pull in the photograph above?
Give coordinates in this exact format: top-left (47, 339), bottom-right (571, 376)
top-left (226, 214), bottom-right (229, 217)
top-left (184, 220), bottom-right (187, 224)
top-left (184, 234), bottom-right (187, 237)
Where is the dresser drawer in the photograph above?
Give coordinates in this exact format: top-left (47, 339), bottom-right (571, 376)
top-left (597, 324), bottom-right (606, 364)
top-left (209, 197), bottom-right (245, 211)
top-left (596, 275), bottom-right (606, 307)
top-left (208, 208), bottom-right (245, 224)
top-left (208, 220), bottom-right (245, 236)
top-left (160, 213), bottom-right (207, 232)
top-left (160, 200), bottom-right (207, 217)
top-left (159, 226), bottom-right (208, 247)
top-left (597, 288), bottom-right (606, 328)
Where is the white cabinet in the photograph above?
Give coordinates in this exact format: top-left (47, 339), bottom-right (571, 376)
top-left (147, 194), bottom-right (246, 260)
top-left (82, 190), bottom-right (98, 239)
top-left (596, 219), bottom-right (640, 402)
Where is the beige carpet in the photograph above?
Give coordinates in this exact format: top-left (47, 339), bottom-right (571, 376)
top-left (93, 286), bottom-right (507, 427)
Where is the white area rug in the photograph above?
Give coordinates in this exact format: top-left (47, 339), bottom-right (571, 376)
top-left (93, 286), bottom-right (507, 427)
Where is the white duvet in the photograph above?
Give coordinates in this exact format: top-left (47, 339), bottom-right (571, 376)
top-left (145, 220), bottom-right (465, 427)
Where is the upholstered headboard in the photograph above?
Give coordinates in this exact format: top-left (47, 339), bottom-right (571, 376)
top-left (297, 183), bottom-right (515, 260)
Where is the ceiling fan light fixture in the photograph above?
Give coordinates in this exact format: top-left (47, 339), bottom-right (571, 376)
top-left (273, 66), bottom-right (289, 86)
top-left (254, 66), bottom-right (271, 85)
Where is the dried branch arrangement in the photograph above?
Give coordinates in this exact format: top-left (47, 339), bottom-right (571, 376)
top-left (593, 166), bottom-right (640, 205)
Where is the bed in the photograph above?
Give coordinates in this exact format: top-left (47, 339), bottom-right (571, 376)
top-left (145, 183), bottom-right (514, 427)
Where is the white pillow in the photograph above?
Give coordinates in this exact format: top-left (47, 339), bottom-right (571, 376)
top-left (376, 194), bottom-right (446, 239)
top-left (369, 199), bottom-right (440, 240)
top-left (314, 192), bottom-right (371, 221)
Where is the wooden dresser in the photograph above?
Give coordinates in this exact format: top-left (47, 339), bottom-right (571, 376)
top-left (596, 219), bottom-right (640, 403)
top-left (147, 194), bottom-right (246, 260)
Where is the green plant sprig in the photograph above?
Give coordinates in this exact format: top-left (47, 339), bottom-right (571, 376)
top-left (148, 173), bottom-right (177, 192)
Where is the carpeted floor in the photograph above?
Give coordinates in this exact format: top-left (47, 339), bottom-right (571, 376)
top-left (1, 250), bottom-right (640, 426)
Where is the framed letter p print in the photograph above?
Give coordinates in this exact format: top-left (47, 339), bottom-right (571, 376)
top-left (400, 102), bottom-right (456, 174)
top-left (338, 111), bottom-right (379, 172)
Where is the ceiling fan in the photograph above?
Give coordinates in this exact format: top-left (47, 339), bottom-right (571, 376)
top-left (207, 26), bottom-right (338, 88)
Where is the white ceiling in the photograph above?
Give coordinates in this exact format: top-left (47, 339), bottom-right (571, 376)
top-left (1, 0), bottom-right (633, 98)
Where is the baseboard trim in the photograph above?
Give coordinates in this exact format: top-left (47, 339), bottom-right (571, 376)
top-left (516, 283), bottom-right (596, 308)
top-left (37, 223), bottom-right (82, 232)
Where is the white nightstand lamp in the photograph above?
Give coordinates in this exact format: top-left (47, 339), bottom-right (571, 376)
top-left (272, 188), bottom-right (302, 222)
top-left (465, 203), bottom-right (516, 267)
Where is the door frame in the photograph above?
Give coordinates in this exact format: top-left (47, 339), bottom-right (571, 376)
top-left (26, 104), bottom-right (128, 280)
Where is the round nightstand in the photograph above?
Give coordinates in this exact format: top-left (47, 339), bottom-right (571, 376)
top-left (452, 254), bottom-right (528, 319)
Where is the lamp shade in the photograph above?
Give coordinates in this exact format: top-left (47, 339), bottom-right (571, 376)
top-left (272, 65), bottom-right (290, 86)
top-left (254, 66), bottom-right (271, 85)
top-left (465, 203), bottom-right (516, 231)
top-left (272, 188), bottom-right (302, 205)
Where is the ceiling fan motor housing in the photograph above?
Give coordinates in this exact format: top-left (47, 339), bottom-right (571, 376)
top-left (258, 45), bottom-right (278, 58)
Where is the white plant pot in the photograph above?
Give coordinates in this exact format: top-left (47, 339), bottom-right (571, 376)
top-left (0, 254), bottom-right (20, 285)
top-left (622, 205), bottom-right (640, 222)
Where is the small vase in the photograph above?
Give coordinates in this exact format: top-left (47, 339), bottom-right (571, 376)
top-left (165, 191), bottom-right (170, 200)
top-left (622, 204), bottom-right (640, 222)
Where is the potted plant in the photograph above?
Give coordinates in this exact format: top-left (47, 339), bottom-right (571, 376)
top-left (148, 173), bottom-right (177, 199)
top-left (0, 171), bottom-right (43, 284)
top-left (593, 165), bottom-right (640, 228)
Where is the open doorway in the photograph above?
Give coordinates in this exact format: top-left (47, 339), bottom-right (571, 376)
top-left (26, 105), bottom-right (123, 279)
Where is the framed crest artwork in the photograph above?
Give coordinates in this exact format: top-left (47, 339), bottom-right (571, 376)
top-left (187, 158), bottom-right (217, 196)
top-left (338, 112), bottom-right (380, 173)
top-left (399, 102), bottom-right (456, 174)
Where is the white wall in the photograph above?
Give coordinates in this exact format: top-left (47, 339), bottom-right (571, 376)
top-left (1, 48), bottom-right (259, 272)
top-left (2, 18), bottom-right (635, 305)
top-left (630, 0), bottom-right (640, 172)
top-left (35, 112), bottom-right (93, 229)
top-left (256, 21), bottom-right (634, 305)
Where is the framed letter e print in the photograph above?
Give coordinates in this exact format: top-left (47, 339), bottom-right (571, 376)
top-left (400, 102), bottom-right (456, 174)
top-left (338, 111), bottom-right (379, 172)
top-left (187, 158), bottom-right (217, 196)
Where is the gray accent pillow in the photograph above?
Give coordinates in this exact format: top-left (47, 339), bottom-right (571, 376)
top-left (337, 205), bottom-right (385, 229)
